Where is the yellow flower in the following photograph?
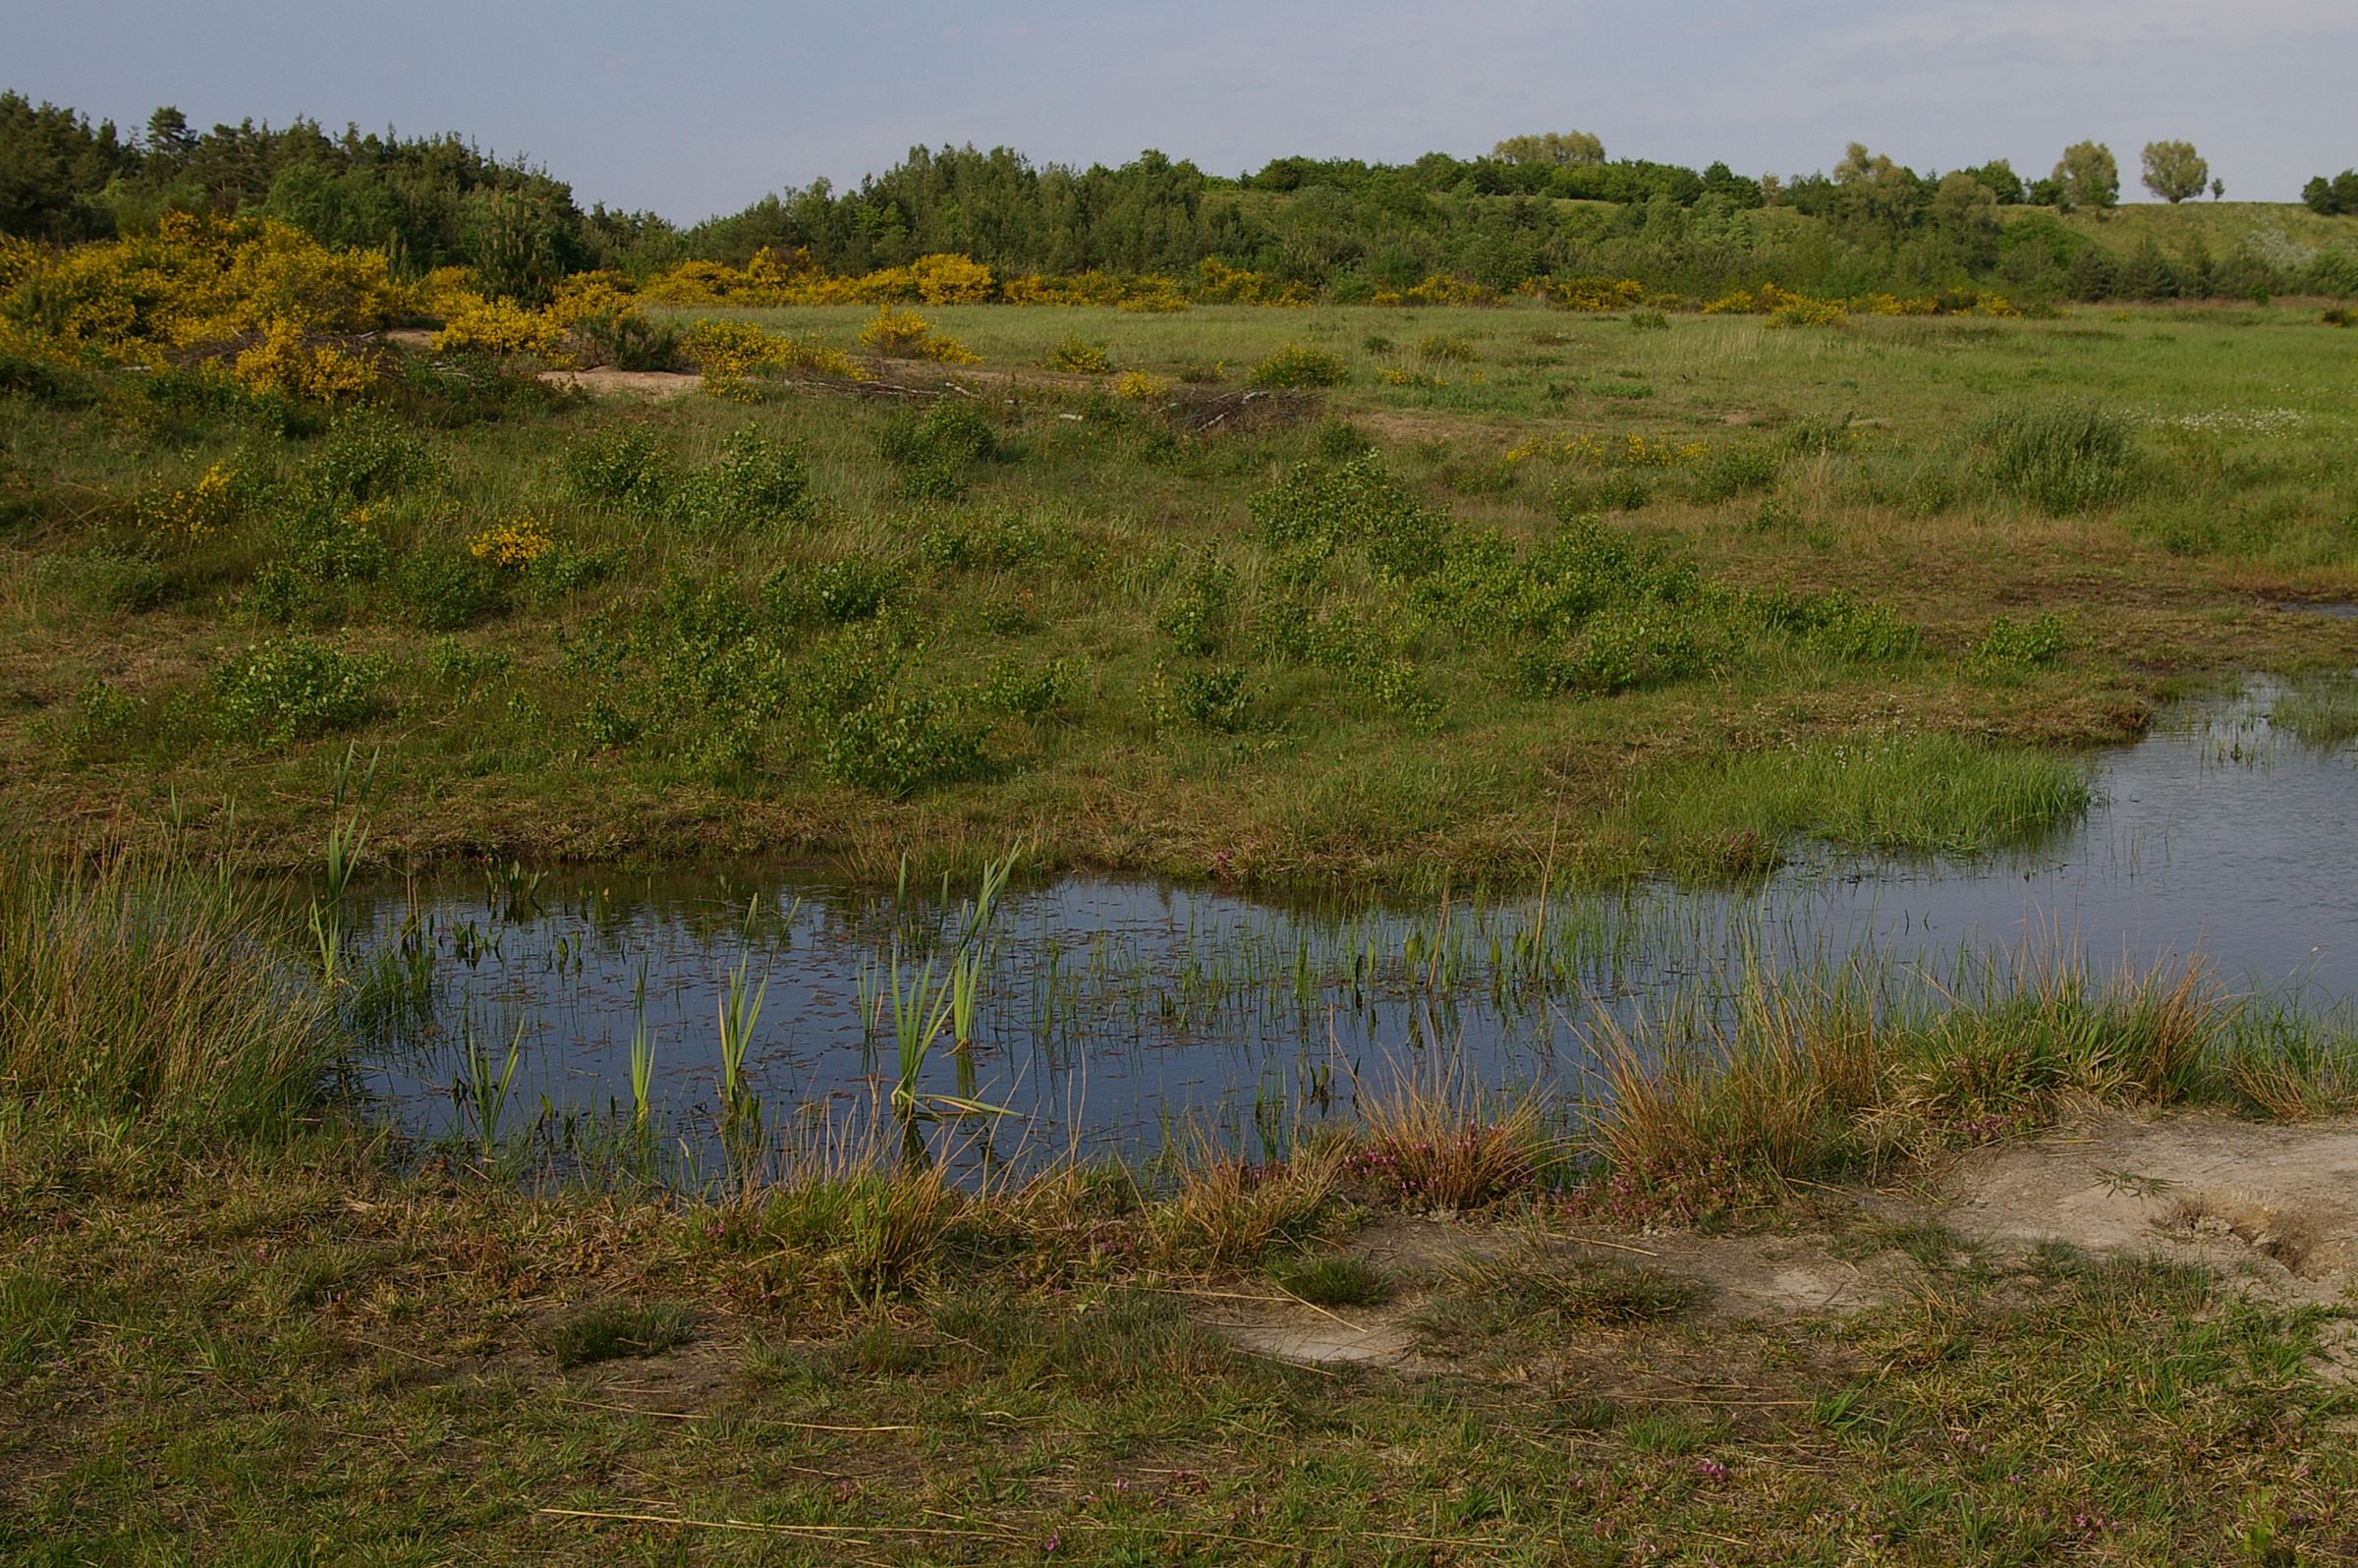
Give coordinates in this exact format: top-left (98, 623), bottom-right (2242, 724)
top-left (1114, 369), bottom-right (1170, 400)
top-left (469, 518), bottom-right (553, 567)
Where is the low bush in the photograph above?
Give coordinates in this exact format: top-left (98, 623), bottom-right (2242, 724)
top-left (210, 638), bottom-right (385, 743)
top-left (1247, 344), bottom-right (1349, 389)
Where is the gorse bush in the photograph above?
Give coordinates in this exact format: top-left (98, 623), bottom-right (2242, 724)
top-left (306, 407), bottom-right (438, 505)
top-left (1247, 344), bottom-right (1349, 389)
top-left (1044, 335), bottom-right (1111, 373)
top-left (1975, 402), bottom-right (2140, 513)
top-left (210, 638), bottom-right (385, 743)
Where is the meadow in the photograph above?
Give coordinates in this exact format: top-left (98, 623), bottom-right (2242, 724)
top-left (5, 227), bottom-right (2358, 1562)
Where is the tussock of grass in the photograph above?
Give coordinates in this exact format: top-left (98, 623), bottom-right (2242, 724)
top-left (1583, 951), bottom-right (2358, 1221)
top-left (1412, 1247), bottom-right (1705, 1353)
top-left (0, 845), bottom-right (333, 1138)
top-left (2273, 670), bottom-right (2358, 752)
top-left (1973, 400), bottom-right (2142, 514)
top-left (1271, 1253), bottom-right (1393, 1308)
top-left (537, 1301), bottom-right (692, 1368)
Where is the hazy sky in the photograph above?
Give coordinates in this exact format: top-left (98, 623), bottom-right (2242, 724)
top-left (6, 1), bottom-right (2346, 220)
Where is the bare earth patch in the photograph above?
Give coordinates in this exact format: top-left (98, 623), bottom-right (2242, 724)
top-left (1209, 1111), bottom-right (2358, 1372)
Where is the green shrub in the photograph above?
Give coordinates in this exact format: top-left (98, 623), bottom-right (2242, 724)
top-left (821, 693), bottom-right (985, 796)
top-left (33, 551), bottom-right (172, 614)
top-left (766, 556), bottom-right (900, 624)
top-left (879, 402), bottom-right (998, 501)
top-left (1974, 403), bottom-right (2139, 513)
top-left (1973, 612), bottom-right (2068, 672)
top-left (1518, 605), bottom-right (1704, 696)
top-left (524, 541), bottom-right (619, 597)
top-left (1154, 558), bottom-right (1232, 656)
top-left (574, 309), bottom-right (683, 371)
top-left (973, 656), bottom-right (1076, 717)
top-left (1752, 589), bottom-right (1920, 662)
top-left (210, 639), bottom-right (385, 743)
top-left (678, 427), bottom-right (814, 533)
top-left (305, 407), bottom-right (437, 505)
top-left (562, 425), bottom-right (675, 510)
top-left (1247, 344), bottom-right (1349, 389)
top-left (394, 549), bottom-right (508, 631)
top-left (1691, 443), bottom-right (1782, 501)
top-left (1252, 454), bottom-right (1450, 581)
top-left (1154, 663), bottom-right (1251, 730)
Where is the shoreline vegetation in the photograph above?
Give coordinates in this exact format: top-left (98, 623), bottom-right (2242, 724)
top-left (6, 99), bottom-right (2358, 1563)
top-left (6, 838), bottom-right (2358, 1560)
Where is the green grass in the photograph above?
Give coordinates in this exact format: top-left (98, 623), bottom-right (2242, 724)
top-left (536, 1300), bottom-right (694, 1368)
top-left (5, 302), bottom-right (2353, 888)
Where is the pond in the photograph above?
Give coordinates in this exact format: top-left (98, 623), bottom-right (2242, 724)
top-left (350, 677), bottom-right (2358, 1180)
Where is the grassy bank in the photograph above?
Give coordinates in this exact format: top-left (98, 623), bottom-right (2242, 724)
top-left (6, 847), bottom-right (2358, 1561)
top-left (4, 302), bottom-right (2354, 890)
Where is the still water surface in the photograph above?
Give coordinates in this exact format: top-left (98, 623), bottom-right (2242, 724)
top-left (353, 679), bottom-right (2357, 1165)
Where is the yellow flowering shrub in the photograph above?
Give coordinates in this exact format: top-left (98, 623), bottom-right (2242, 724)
top-left (232, 318), bottom-right (380, 400)
top-left (857, 308), bottom-right (982, 363)
top-left (1190, 257), bottom-right (1312, 307)
top-left (678, 317), bottom-right (868, 399)
top-left (141, 464), bottom-right (240, 539)
top-left (1113, 369), bottom-right (1169, 400)
top-left (1377, 367), bottom-right (1445, 388)
top-left (429, 294), bottom-right (565, 358)
top-left (1, 213), bottom-right (404, 400)
top-left (1376, 274), bottom-right (1495, 308)
top-left (910, 252), bottom-right (995, 305)
top-left (1530, 275), bottom-right (1648, 311)
top-left (0, 236), bottom-right (46, 293)
top-left (1116, 284), bottom-right (1190, 313)
top-left (468, 517), bottom-right (553, 567)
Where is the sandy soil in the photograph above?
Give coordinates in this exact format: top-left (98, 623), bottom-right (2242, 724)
top-left (1207, 1108), bottom-right (2358, 1372)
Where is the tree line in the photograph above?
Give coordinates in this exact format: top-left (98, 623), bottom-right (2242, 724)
top-left (3, 91), bottom-right (2350, 305)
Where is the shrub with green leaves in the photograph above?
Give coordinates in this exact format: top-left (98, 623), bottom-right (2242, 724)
top-left (1973, 612), bottom-right (2068, 672)
top-left (1518, 605), bottom-right (1704, 696)
top-left (210, 639), bottom-right (385, 743)
top-left (1153, 663), bottom-right (1251, 730)
top-left (1690, 442), bottom-right (1782, 502)
top-left (973, 656), bottom-right (1075, 717)
top-left (821, 693), bottom-right (985, 796)
top-left (1247, 344), bottom-right (1349, 389)
top-left (562, 425), bottom-right (676, 510)
top-left (765, 556), bottom-right (900, 625)
top-left (394, 548), bottom-right (508, 631)
top-left (879, 402), bottom-right (998, 500)
top-left (1154, 557), bottom-right (1232, 656)
top-left (1252, 454), bottom-right (1450, 581)
top-left (1752, 589), bottom-right (1920, 662)
top-left (1975, 403), bottom-right (2139, 513)
top-left (305, 408), bottom-right (437, 505)
top-left (677, 427), bottom-right (814, 533)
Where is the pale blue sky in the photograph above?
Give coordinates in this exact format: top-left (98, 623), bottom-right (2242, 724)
top-left (6, 1), bottom-right (2346, 220)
